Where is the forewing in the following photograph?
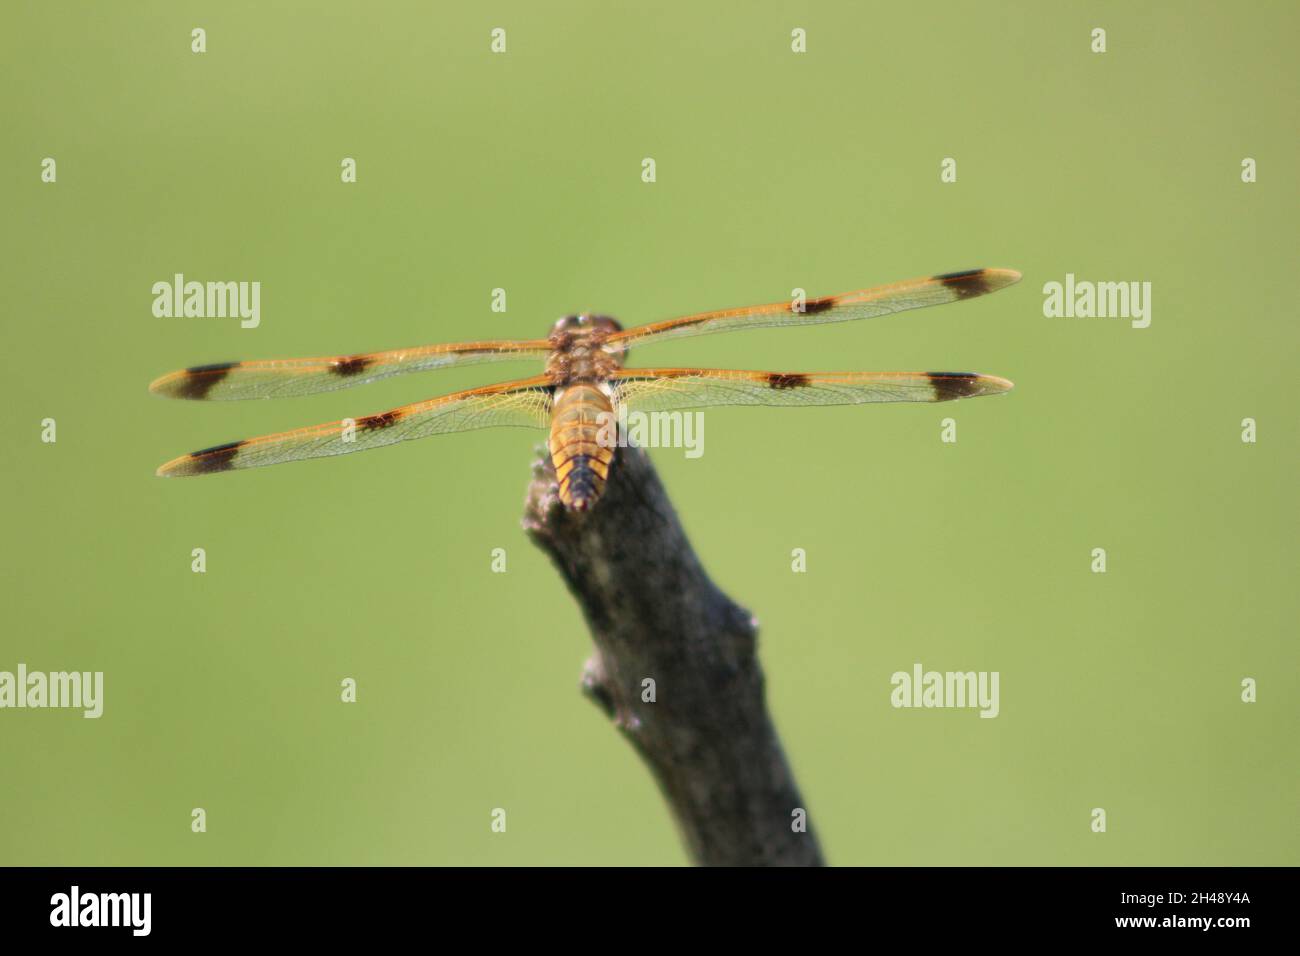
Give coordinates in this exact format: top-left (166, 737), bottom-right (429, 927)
top-left (149, 340), bottom-right (551, 401)
top-left (606, 269), bottom-right (1020, 350)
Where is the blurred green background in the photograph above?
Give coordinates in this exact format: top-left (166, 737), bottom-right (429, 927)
top-left (2, 1), bottom-right (1295, 866)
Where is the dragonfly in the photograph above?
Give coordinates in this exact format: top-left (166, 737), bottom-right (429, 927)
top-left (151, 268), bottom-right (1020, 510)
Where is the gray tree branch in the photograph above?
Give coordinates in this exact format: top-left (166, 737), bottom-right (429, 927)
top-left (522, 444), bottom-right (825, 866)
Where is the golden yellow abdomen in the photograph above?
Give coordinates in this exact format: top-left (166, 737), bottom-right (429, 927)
top-left (549, 384), bottom-right (614, 511)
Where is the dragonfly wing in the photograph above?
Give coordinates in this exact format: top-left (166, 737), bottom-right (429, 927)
top-left (606, 269), bottom-right (1020, 350)
top-left (150, 340), bottom-right (551, 401)
top-left (611, 368), bottom-right (1014, 412)
top-left (156, 376), bottom-right (554, 476)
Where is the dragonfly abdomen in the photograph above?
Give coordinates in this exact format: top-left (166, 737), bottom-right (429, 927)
top-left (549, 384), bottom-right (614, 511)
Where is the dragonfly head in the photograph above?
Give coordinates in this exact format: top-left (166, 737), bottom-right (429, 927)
top-left (551, 313), bottom-right (622, 338)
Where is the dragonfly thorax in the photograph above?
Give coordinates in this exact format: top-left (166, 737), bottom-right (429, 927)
top-left (547, 314), bottom-right (626, 384)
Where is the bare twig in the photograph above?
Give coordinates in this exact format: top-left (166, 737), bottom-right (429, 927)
top-left (523, 444), bottom-right (824, 866)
